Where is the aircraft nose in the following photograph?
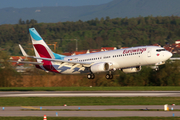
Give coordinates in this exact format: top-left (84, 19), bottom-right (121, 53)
top-left (167, 51), bottom-right (172, 59)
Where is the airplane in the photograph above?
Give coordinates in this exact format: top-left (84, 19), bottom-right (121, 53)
top-left (16, 28), bottom-right (172, 79)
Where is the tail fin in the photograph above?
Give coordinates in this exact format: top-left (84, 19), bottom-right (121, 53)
top-left (29, 28), bottom-right (65, 61)
top-left (29, 28), bottom-right (54, 59)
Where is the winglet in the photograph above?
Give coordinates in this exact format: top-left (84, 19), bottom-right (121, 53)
top-left (19, 44), bottom-right (28, 57)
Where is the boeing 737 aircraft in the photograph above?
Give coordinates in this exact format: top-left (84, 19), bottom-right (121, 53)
top-left (17, 28), bottom-right (172, 79)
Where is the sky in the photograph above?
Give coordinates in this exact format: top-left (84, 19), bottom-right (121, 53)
top-left (0, 0), bottom-right (113, 9)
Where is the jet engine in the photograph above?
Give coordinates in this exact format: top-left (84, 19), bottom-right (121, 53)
top-left (122, 66), bottom-right (141, 73)
top-left (90, 62), bottom-right (112, 73)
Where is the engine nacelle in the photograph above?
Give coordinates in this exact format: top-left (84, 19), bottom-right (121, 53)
top-left (122, 66), bottom-right (141, 73)
top-left (90, 62), bottom-right (111, 73)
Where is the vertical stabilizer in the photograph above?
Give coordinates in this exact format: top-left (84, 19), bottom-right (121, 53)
top-left (29, 28), bottom-right (66, 62)
top-left (29, 28), bottom-right (55, 61)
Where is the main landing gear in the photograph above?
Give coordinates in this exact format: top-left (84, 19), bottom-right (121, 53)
top-left (87, 74), bottom-right (95, 79)
top-left (105, 74), bottom-right (113, 79)
top-left (87, 71), bottom-right (114, 79)
top-left (105, 70), bottom-right (113, 79)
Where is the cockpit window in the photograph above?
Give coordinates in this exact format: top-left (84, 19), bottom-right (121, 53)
top-left (156, 49), bottom-right (166, 52)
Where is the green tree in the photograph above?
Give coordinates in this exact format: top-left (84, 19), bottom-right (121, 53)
top-left (0, 51), bottom-right (20, 87)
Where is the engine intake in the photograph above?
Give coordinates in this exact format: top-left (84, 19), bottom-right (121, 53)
top-left (90, 62), bottom-right (110, 73)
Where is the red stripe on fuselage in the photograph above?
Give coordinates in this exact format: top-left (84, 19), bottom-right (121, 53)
top-left (34, 44), bottom-right (59, 73)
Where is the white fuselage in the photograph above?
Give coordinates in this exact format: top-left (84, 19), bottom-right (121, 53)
top-left (51, 46), bottom-right (172, 74)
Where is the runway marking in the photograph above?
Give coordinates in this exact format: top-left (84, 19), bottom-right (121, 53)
top-left (2, 93), bottom-right (174, 97)
top-left (21, 106), bottom-right (42, 110)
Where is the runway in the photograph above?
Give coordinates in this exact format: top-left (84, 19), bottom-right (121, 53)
top-left (4, 105), bottom-right (180, 110)
top-left (0, 111), bottom-right (180, 117)
top-left (1, 91), bottom-right (180, 117)
top-left (1, 91), bottom-right (180, 97)
top-left (0, 106), bottom-right (180, 117)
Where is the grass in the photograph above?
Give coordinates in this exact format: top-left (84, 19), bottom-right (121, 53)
top-left (0, 117), bottom-right (180, 120)
top-left (0, 97), bottom-right (180, 106)
top-left (0, 86), bottom-right (180, 91)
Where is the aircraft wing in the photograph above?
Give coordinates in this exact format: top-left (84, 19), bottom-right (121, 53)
top-left (32, 56), bottom-right (92, 65)
top-left (10, 61), bottom-right (43, 65)
top-left (19, 44), bottom-right (92, 66)
top-left (169, 58), bottom-right (180, 60)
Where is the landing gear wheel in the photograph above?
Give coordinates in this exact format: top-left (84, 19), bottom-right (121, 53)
top-left (87, 74), bottom-right (91, 79)
top-left (110, 74), bottom-right (113, 79)
top-left (91, 74), bottom-right (95, 79)
top-left (105, 74), bottom-right (110, 79)
top-left (105, 74), bottom-right (113, 79)
top-left (87, 74), bottom-right (95, 79)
